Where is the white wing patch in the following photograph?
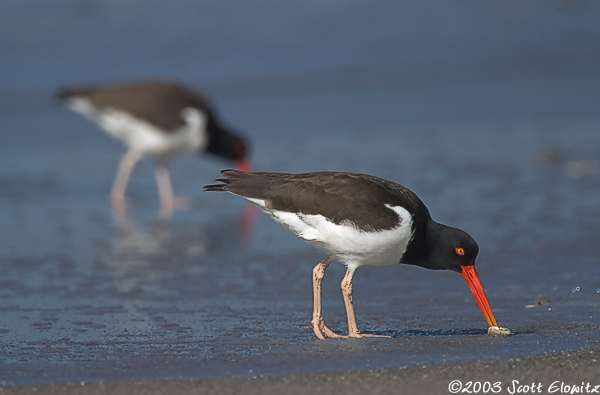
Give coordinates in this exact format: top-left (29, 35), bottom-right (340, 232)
top-left (66, 98), bottom-right (208, 158)
top-left (242, 196), bottom-right (413, 271)
top-left (243, 197), bottom-right (319, 240)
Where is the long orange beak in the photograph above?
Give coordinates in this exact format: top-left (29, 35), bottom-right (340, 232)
top-left (235, 158), bottom-right (253, 172)
top-left (461, 266), bottom-right (498, 327)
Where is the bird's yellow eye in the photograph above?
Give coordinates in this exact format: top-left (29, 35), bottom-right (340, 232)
top-left (455, 247), bottom-right (465, 256)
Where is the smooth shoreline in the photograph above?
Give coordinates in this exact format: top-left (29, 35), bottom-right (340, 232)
top-left (3, 349), bottom-right (598, 395)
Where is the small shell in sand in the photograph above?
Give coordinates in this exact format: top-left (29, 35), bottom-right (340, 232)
top-left (488, 326), bottom-right (512, 337)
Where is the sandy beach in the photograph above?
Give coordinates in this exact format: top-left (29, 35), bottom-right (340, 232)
top-left (3, 349), bottom-right (598, 395)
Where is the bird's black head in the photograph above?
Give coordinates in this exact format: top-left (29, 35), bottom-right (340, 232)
top-left (423, 221), bottom-right (479, 273)
top-left (416, 221), bottom-right (498, 328)
top-left (204, 120), bottom-right (252, 172)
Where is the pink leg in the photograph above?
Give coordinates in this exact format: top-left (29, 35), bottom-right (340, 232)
top-left (341, 268), bottom-right (392, 339)
top-left (110, 151), bottom-right (141, 212)
top-left (155, 161), bottom-right (194, 215)
top-left (311, 256), bottom-right (342, 339)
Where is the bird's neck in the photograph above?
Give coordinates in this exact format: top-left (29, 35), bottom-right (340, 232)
top-left (401, 220), bottom-right (450, 270)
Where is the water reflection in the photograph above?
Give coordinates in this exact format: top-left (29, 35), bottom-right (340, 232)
top-left (107, 202), bottom-right (257, 268)
top-left (110, 211), bottom-right (208, 260)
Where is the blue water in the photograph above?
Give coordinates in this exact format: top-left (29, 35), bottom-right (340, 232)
top-left (1, 0), bottom-right (600, 386)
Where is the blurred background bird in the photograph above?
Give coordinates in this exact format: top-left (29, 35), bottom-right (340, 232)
top-left (57, 80), bottom-right (252, 214)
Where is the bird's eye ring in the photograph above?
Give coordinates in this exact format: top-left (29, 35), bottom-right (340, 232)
top-left (455, 247), bottom-right (465, 256)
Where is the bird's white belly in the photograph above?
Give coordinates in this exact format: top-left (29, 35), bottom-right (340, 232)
top-left (245, 198), bottom-right (413, 272)
top-left (67, 98), bottom-right (207, 158)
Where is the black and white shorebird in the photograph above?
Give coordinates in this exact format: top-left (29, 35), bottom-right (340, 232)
top-left (205, 170), bottom-right (501, 339)
top-left (57, 81), bottom-right (252, 212)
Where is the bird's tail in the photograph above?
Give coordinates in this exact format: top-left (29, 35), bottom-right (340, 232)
top-left (55, 86), bottom-right (92, 101)
top-left (204, 169), bottom-right (272, 198)
top-left (56, 88), bottom-right (75, 101)
top-left (203, 169), bottom-right (244, 192)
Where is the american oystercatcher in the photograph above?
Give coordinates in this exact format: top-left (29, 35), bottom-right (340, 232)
top-left (205, 170), bottom-right (508, 339)
top-left (57, 81), bottom-right (252, 212)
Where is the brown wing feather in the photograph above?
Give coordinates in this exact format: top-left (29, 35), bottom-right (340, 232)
top-left (207, 170), bottom-right (431, 231)
top-left (58, 81), bottom-right (213, 132)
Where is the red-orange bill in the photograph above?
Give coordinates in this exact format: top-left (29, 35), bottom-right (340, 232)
top-left (461, 265), bottom-right (498, 327)
top-left (235, 158), bottom-right (253, 173)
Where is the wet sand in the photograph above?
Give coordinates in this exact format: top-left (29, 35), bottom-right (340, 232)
top-left (4, 349), bottom-right (598, 395)
top-left (2, 122), bottom-right (598, 386)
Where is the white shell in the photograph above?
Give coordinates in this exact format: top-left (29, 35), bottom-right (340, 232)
top-left (488, 326), bottom-right (512, 337)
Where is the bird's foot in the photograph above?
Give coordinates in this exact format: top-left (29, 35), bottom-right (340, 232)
top-left (311, 318), bottom-right (343, 340)
top-left (158, 196), bottom-right (195, 218)
top-left (161, 196), bottom-right (195, 211)
top-left (110, 193), bottom-right (129, 212)
top-left (172, 196), bottom-right (195, 210)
